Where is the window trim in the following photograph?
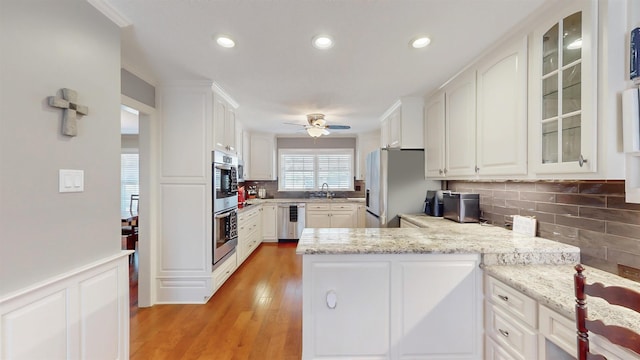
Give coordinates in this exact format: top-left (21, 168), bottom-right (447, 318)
top-left (278, 148), bottom-right (354, 192)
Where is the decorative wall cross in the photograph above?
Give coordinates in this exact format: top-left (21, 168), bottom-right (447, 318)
top-left (48, 88), bottom-right (88, 137)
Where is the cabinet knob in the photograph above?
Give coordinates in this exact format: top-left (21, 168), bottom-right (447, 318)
top-left (326, 290), bottom-right (338, 309)
top-left (579, 155), bottom-right (588, 167)
top-left (498, 294), bottom-right (509, 302)
top-left (498, 328), bottom-right (510, 338)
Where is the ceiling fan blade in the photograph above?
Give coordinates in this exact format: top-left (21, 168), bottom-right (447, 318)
top-left (283, 122), bottom-right (305, 126)
top-left (322, 128), bottom-right (330, 135)
top-left (325, 125), bottom-right (350, 130)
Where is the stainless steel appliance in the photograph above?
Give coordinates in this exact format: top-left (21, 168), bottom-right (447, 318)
top-left (277, 203), bottom-right (306, 241)
top-left (212, 207), bottom-right (238, 265)
top-left (212, 150), bottom-right (239, 267)
top-left (443, 192), bottom-right (480, 223)
top-left (365, 148), bottom-right (440, 227)
top-left (212, 151), bottom-right (238, 211)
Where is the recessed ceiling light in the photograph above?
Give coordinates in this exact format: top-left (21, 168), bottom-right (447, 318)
top-left (312, 35), bottom-right (334, 50)
top-left (411, 36), bottom-right (431, 49)
top-left (216, 35), bottom-right (235, 48)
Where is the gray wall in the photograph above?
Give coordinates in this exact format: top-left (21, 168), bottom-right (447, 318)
top-left (0, 0), bottom-right (122, 295)
top-left (121, 69), bottom-right (156, 108)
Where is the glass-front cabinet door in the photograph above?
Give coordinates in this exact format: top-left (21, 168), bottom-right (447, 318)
top-left (532, 0), bottom-right (597, 174)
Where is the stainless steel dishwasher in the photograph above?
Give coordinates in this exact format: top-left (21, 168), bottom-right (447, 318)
top-left (277, 203), bottom-right (306, 241)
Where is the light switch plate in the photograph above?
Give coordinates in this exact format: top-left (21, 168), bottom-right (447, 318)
top-left (59, 169), bottom-right (84, 193)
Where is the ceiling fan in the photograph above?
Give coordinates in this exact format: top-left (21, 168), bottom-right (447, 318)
top-left (287, 113), bottom-right (351, 137)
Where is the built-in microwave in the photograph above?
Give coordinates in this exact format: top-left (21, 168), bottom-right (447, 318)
top-left (212, 151), bottom-right (238, 212)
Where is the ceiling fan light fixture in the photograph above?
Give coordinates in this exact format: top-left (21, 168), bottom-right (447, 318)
top-left (411, 36), bottom-right (431, 49)
top-left (216, 35), bottom-right (236, 48)
top-left (312, 35), bottom-right (334, 50)
top-left (306, 127), bottom-right (325, 137)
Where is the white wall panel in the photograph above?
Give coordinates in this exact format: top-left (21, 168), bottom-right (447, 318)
top-left (160, 184), bottom-right (207, 273)
top-left (0, 253), bottom-right (130, 360)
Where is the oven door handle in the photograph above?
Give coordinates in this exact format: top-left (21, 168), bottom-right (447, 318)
top-left (214, 164), bottom-right (232, 171)
top-left (214, 212), bottom-right (232, 219)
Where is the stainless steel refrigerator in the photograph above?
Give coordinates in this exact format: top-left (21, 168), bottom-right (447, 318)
top-left (365, 148), bottom-right (441, 227)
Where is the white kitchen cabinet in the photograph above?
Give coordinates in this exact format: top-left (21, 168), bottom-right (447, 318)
top-left (394, 258), bottom-right (482, 358)
top-left (476, 36), bottom-right (528, 176)
top-left (424, 91), bottom-right (446, 178)
top-left (486, 275), bottom-right (640, 360)
top-left (301, 254), bottom-right (482, 360)
top-left (380, 97), bottom-right (424, 149)
top-left (237, 206), bottom-right (261, 266)
top-left (306, 203), bottom-right (356, 228)
top-left (445, 69), bottom-right (477, 177)
top-left (529, 0), bottom-right (598, 175)
top-left (212, 91), bottom-right (238, 154)
top-left (242, 130), bottom-right (250, 179)
top-left (235, 120), bottom-right (244, 161)
top-left (212, 251), bottom-right (237, 293)
top-left (261, 203), bottom-right (277, 242)
top-left (356, 204), bottom-right (365, 228)
top-left (157, 82), bottom-right (214, 303)
top-left (249, 132), bottom-right (275, 180)
top-left (356, 130), bottom-right (380, 180)
top-left (305, 260), bottom-right (391, 358)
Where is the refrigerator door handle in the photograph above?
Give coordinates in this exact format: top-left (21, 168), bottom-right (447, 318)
top-left (365, 189), bottom-right (370, 207)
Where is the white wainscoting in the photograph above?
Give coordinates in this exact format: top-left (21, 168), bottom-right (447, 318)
top-left (0, 252), bottom-right (131, 360)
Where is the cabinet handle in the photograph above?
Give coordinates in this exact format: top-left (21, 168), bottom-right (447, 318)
top-left (579, 155), bottom-right (588, 167)
top-left (326, 290), bottom-right (338, 309)
top-left (439, 169), bottom-right (443, 175)
top-left (475, 166), bottom-right (480, 173)
top-left (498, 329), bottom-right (509, 338)
top-left (498, 294), bottom-right (509, 302)
top-left (443, 168), bottom-right (448, 174)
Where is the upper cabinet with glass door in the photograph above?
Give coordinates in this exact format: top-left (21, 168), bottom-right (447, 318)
top-left (531, 0), bottom-right (597, 174)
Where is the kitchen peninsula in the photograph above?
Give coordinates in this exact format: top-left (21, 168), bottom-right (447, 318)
top-left (296, 216), bottom-right (640, 360)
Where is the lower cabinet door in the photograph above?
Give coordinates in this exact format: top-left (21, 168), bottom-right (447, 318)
top-left (305, 261), bottom-right (391, 359)
top-left (487, 336), bottom-right (518, 360)
top-left (394, 258), bottom-right (482, 359)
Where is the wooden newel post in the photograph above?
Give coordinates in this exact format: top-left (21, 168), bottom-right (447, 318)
top-left (575, 264), bottom-right (589, 359)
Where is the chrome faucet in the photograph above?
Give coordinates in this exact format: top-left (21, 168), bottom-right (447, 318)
top-left (321, 183), bottom-right (330, 198)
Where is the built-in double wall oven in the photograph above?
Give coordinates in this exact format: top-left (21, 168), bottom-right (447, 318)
top-left (212, 151), bottom-right (238, 267)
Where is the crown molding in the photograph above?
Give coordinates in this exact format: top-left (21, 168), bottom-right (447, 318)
top-left (379, 99), bottom-right (401, 122)
top-left (87, 0), bottom-right (132, 28)
top-left (212, 82), bottom-right (239, 109)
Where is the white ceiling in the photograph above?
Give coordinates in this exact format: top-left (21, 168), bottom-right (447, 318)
top-left (110, 0), bottom-right (549, 136)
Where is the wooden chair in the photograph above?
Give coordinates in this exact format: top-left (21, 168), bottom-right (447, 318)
top-left (574, 264), bottom-right (640, 359)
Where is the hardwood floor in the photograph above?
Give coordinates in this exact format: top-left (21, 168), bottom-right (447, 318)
top-left (130, 243), bottom-right (302, 359)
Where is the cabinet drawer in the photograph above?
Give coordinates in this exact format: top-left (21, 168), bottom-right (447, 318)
top-left (486, 276), bottom-right (537, 327)
top-left (330, 203), bottom-right (355, 211)
top-left (486, 302), bottom-right (538, 360)
top-left (307, 203), bottom-right (331, 211)
top-left (213, 251), bottom-right (237, 290)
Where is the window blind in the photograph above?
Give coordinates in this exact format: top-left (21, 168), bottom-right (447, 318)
top-left (279, 149), bottom-right (353, 191)
top-left (121, 153), bottom-right (139, 218)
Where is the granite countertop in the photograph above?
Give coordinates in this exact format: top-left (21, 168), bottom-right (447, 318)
top-left (245, 197), bottom-right (364, 205)
top-left (296, 215), bottom-right (580, 266)
top-left (484, 264), bottom-right (640, 335)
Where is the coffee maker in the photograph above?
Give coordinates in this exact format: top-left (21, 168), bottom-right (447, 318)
top-left (423, 190), bottom-right (446, 217)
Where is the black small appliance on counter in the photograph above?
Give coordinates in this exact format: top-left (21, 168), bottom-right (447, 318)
top-left (423, 190), bottom-right (446, 217)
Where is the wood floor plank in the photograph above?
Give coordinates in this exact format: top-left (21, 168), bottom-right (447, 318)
top-left (130, 243), bottom-right (302, 360)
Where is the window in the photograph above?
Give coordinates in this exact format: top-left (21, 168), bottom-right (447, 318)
top-left (278, 149), bottom-right (354, 191)
top-left (121, 153), bottom-right (139, 218)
